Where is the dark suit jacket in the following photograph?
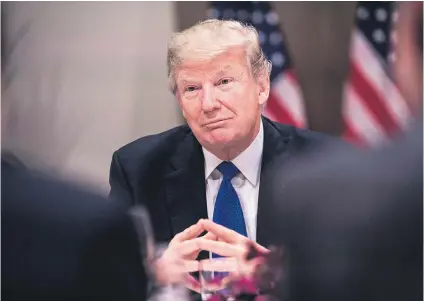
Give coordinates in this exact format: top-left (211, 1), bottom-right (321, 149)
top-left (265, 122), bottom-right (423, 301)
top-left (109, 116), bottom-right (334, 249)
top-left (2, 156), bottom-right (149, 301)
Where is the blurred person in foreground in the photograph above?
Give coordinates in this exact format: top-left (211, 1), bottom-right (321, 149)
top-left (109, 19), bottom-right (338, 294)
top-left (2, 154), bottom-right (148, 301)
top-left (259, 2), bottom-right (423, 301)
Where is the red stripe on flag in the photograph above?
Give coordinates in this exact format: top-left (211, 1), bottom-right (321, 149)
top-left (350, 63), bottom-right (400, 135)
top-left (285, 69), bottom-right (297, 81)
top-left (267, 91), bottom-right (298, 127)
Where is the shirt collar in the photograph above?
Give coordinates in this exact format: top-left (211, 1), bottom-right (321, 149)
top-left (202, 119), bottom-right (264, 186)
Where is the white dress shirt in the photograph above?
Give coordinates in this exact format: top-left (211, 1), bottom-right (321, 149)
top-left (202, 120), bottom-right (264, 242)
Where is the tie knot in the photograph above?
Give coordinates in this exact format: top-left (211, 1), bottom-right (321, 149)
top-left (217, 161), bottom-right (239, 180)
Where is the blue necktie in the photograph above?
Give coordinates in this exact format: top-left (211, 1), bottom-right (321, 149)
top-left (212, 161), bottom-right (247, 259)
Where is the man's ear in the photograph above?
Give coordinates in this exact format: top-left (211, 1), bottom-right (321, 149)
top-left (257, 75), bottom-right (270, 106)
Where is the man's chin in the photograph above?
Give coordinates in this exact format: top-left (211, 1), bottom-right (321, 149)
top-left (207, 129), bottom-right (238, 146)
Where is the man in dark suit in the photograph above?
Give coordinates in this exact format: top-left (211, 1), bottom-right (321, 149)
top-left (262, 2), bottom-right (423, 300)
top-left (1, 154), bottom-right (150, 301)
top-left (109, 18), bottom-right (335, 284)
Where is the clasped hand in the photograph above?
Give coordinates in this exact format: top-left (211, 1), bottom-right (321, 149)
top-left (154, 219), bottom-right (269, 293)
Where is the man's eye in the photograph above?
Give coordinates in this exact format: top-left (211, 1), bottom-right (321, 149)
top-left (186, 86), bottom-right (197, 92)
top-left (219, 78), bottom-right (232, 85)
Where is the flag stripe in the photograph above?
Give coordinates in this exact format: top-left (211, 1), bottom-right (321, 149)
top-left (266, 91), bottom-right (298, 127)
top-left (271, 72), bottom-right (306, 127)
top-left (351, 30), bottom-right (411, 130)
top-left (350, 62), bottom-right (400, 135)
top-left (344, 83), bottom-right (388, 146)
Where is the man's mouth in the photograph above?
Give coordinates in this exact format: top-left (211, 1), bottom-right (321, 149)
top-left (203, 118), bottom-right (231, 127)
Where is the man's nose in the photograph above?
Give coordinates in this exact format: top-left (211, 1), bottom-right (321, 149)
top-left (201, 85), bottom-right (220, 112)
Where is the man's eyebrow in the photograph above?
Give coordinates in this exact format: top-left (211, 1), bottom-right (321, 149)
top-left (177, 77), bottom-right (199, 84)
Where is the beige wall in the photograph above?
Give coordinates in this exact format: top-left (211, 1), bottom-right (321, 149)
top-left (2, 2), bottom-right (182, 192)
top-left (175, 1), bottom-right (357, 136)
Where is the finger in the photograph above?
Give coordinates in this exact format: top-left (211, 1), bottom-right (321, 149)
top-left (153, 258), bottom-right (186, 286)
top-left (197, 238), bottom-right (246, 257)
top-left (175, 236), bottom-right (233, 257)
top-left (199, 219), bottom-right (247, 244)
top-left (252, 242), bottom-right (270, 254)
top-left (200, 220), bottom-right (270, 255)
top-left (176, 223), bottom-right (204, 242)
top-left (176, 238), bottom-right (203, 255)
top-left (184, 260), bottom-right (200, 273)
top-left (172, 223), bottom-right (205, 244)
top-left (186, 232), bottom-right (217, 261)
top-left (199, 257), bottom-right (239, 272)
top-left (185, 274), bottom-right (201, 293)
top-left (184, 221), bottom-right (208, 239)
top-left (199, 220), bottom-right (269, 253)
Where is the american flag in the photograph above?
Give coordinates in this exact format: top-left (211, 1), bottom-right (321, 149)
top-left (342, 2), bottom-right (411, 146)
top-left (207, 2), bottom-right (412, 147)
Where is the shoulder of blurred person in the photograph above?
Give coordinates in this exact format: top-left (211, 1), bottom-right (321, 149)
top-left (1, 154), bottom-right (149, 301)
top-left (264, 118), bottom-right (423, 301)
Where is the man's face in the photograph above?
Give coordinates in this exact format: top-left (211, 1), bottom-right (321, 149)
top-left (175, 47), bottom-right (269, 151)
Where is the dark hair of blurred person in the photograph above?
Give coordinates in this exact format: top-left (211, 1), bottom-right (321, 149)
top-left (262, 2), bottom-right (423, 301)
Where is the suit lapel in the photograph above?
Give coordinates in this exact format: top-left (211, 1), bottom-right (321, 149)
top-left (163, 133), bottom-right (208, 238)
top-left (257, 117), bottom-right (293, 247)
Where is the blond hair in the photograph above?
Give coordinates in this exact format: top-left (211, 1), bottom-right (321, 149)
top-left (167, 19), bottom-right (272, 93)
